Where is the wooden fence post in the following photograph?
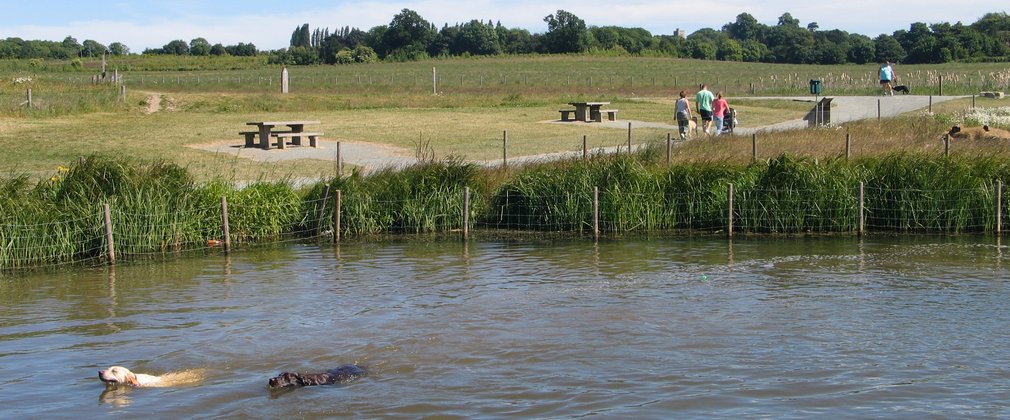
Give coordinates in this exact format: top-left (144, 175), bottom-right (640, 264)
top-left (666, 133), bottom-right (672, 164)
top-left (877, 99), bottom-right (881, 122)
top-left (944, 134), bottom-right (950, 157)
top-left (432, 67), bottom-right (437, 95)
top-left (727, 183), bottom-right (734, 238)
top-left (336, 141), bottom-right (342, 176)
top-left (627, 122), bottom-right (632, 153)
top-left (845, 132), bottom-right (851, 160)
top-left (998, 180), bottom-right (1003, 234)
top-left (751, 134), bottom-right (757, 163)
top-left (502, 130), bottom-right (508, 167)
top-left (593, 186), bottom-right (600, 240)
top-left (582, 135), bottom-right (587, 161)
top-left (26, 88), bottom-right (32, 107)
top-left (859, 182), bottom-right (865, 236)
top-left (462, 187), bottom-right (470, 240)
top-left (334, 190), bottom-right (342, 244)
top-left (220, 196), bottom-right (231, 254)
top-left (103, 204), bottom-right (116, 265)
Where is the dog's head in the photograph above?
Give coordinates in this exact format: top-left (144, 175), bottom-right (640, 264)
top-left (268, 372), bottom-right (301, 389)
top-left (948, 125), bottom-right (962, 135)
top-left (99, 366), bottom-right (140, 386)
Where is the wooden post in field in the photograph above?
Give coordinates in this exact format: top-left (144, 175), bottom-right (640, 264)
top-left (281, 67), bottom-right (289, 94)
top-left (877, 99), bottom-right (881, 122)
top-left (944, 134), bottom-right (950, 157)
top-left (972, 95), bottom-right (976, 110)
top-left (432, 67), bottom-right (437, 95)
top-left (727, 183), bottom-right (734, 238)
top-left (26, 88), bottom-right (32, 107)
top-left (502, 130), bottom-right (508, 167)
top-left (627, 122), bottom-right (632, 153)
top-left (103, 204), bottom-right (116, 265)
top-left (845, 132), bottom-right (851, 160)
top-left (929, 95), bottom-right (933, 113)
top-left (119, 85), bottom-right (126, 102)
top-left (998, 180), bottom-right (1003, 234)
top-left (751, 134), bottom-right (757, 163)
top-left (462, 187), bottom-right (470, 241)
top-left (334, 190), bottom-right (342, 243)
top-left (220, 196), bottom-right (231, 254)
top-left (593, 186), bottom-right (600, 240)
top-left (859, 182), bottom-right (865, 236)
top-left (583, 135), bottom-right (588, 161)
top-left (666, 133), bottom-right (672, 164)
top-left (939, 75), bottom-right (943, 96)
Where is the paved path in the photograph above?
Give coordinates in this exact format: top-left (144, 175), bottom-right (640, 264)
top-left (193, 95), bottom-right (963, 173)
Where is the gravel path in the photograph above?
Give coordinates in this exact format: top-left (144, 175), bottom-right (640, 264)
top-left (191, 95), bottom-right (964, 173)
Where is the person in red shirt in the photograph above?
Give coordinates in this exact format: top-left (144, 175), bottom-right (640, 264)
top-left (712, 92), bottom-right (729, 136)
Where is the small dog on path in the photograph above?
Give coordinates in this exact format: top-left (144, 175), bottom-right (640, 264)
top-left (268, 365), bottom-right (367, 389)
top-left (892, 85), bottom-right (910, 94)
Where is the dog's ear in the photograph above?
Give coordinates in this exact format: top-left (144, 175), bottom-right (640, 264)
top-left (949, 125), bottom-right (960, 134)
top-left (126, 372), bottom-right (140, 386)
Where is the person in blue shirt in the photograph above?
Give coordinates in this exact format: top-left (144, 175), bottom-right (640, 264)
top-left (879, 61), bottom-right (896, 96)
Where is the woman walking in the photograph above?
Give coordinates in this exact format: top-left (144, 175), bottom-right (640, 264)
top-left (675, 90), bottom-right (692, 139)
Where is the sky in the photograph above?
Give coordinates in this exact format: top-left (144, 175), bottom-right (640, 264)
top-left (2, 0), bottom-right (1006, 52)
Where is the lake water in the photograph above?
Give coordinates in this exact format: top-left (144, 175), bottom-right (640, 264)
top-left (1, 236), bottom-right (1009, 418)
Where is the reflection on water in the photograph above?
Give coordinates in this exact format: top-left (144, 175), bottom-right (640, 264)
top-left (1, 237), bottom-right (1010, 417)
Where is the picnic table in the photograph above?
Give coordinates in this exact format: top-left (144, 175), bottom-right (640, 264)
top-left (560, 102), bottom-right (618, 122)
top-left (241, 120), bottom-right (322, 150)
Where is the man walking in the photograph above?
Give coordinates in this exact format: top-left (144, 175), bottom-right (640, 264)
top-left (695, 84), bottom-right (714, 135)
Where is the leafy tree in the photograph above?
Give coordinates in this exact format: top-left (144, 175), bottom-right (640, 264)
top-left (81, 39), bottom-right (106, 57)
top-left (380, 9), bottom-right (435, 59)
top-left (847, 34), bottom-right (876, 64)
top-left (456, 20), bottom-right (502, 55)
top-left (740, 39), bottom-right (769, 62)
top-left (189, 38), bottom-right (211, 56)
top-left (108, 42), bottom-right (129, 56)
top-left (542, 10), bottom-right (589, 53)
top-left (777, 13), bottom-right (800, 27)
top-left (162, 39), bottom-right (190, 55)
top-left (225, 43), bottom-right (257, 56)
top-left (290, 23), bottom-right (311, 48)
top-left (724, 13), bottom-right (763, 41)
top-left (209, 43), bottom-right (227, 56)
top-left (874, 34), bottom-right (906, 62)
top-left (501, 28), bottom-right (536, 54)
top-left (687, 39), bottom-right (716, 60)
top-left (716, 38), bottom-right (743, 61)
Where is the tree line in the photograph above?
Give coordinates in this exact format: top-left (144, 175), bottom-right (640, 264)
top-left (272, 9), bottom-right (1010, 65)
top-left (3, 9), bottom-right (1009, 65)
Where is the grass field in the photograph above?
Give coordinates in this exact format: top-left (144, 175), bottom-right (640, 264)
top-left (1, 55), bottom-right (1009, 182)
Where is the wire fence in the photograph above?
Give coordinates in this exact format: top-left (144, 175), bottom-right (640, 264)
top-left (2, 181), bottom-right (1007, 272)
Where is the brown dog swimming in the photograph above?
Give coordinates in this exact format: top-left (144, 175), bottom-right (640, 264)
top-left (268, 365), bottom-right (367, 389)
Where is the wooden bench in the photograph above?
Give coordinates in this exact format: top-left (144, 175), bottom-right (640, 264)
top-left (273, 132), bottom-right (323, 148)
top-left (559, 109), bottom-right (576, 121)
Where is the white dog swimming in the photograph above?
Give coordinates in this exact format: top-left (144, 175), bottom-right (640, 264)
top-left (98, 365), bottom-right (204, 387)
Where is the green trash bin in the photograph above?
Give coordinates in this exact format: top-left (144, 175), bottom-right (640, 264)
top-left (809, 79), bottom-right (822, 95)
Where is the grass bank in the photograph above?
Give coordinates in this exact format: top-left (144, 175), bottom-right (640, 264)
top-left (4, 151), bottom-right (1010, 271)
